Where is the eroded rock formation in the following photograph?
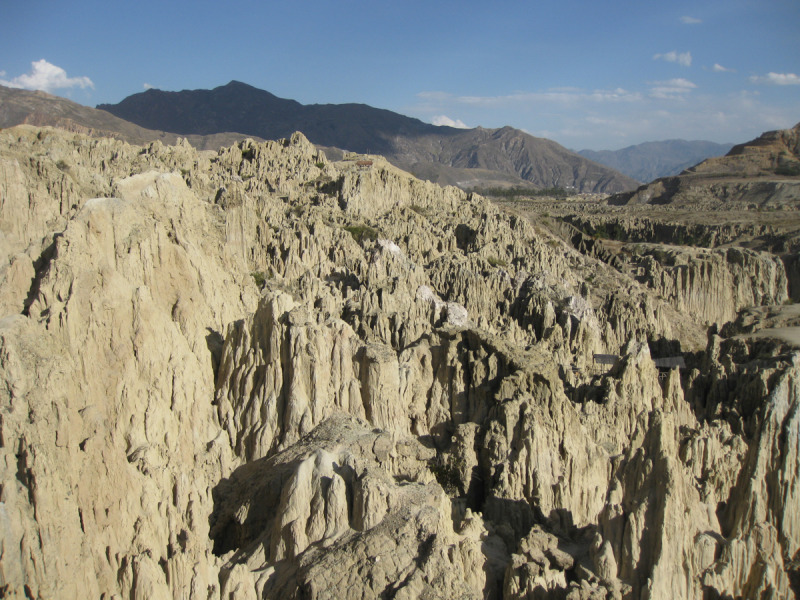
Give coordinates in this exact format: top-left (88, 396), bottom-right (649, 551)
top-left (1, 125), bottom-right (799, 599)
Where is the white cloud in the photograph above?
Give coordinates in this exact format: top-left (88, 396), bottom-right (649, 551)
top-left (431, 115), bottom-right (468, 128)
top-left (681, 16), bottom-right (702, 24)
top-left (407, 80), bottom-right (797, 150)
top-left (143, 83), bottom-right (154, 90)
top-left (587, 88), bottom-right (642, 102)
top-left (0, 59), bottom-right (93, 93)
top-left (653, 51), bottom-right (692, 67)
top-left (416, 91), bottom-right (452, 102)
top-left (713, 63), bottom-right (735, 73)
top-left (750, 72), bottom-right (800, 85)
top-left (548, 86), bottom-right (583, 93)
top-left (554, 91), bottom-right (796, 150)
top-left (419, 87), bottom-right (641, 109)
top-left (648, 78), bottom-right (697, 99)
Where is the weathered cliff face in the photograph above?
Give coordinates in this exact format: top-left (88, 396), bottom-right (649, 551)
top-left (560, 213), bottom-right (796, 253)
top-left (633, 245), bottom-right (788, 325)
top-left (548, 218), bottom-right (791, 327)
top-left (0, 136), bottom-right (257, 598)
top-left (1, 125), bottom-right (799, 599)
top-left (208, 414), bottom-right (496, 600)
top-left (597, 244), bottom-right (789, 327)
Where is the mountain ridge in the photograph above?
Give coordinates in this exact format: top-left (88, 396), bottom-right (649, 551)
top-left (578, 139), bottom-right (735, 183)
top-left (99, 80), bottom-right (444, 154)
top-left (0, 84), bottom-right (259, 150)
top-left (606, 122), bottom-right (800, 209)
top-left (98, 80), bottom-right (639, 193)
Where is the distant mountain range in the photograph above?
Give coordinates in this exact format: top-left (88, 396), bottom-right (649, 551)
top-left (97, 81), bottom-right (638, 193)
top-left (609, 122), bottom-right (800, 208)
top-left (578, 140), bottom-right (734, 183)
top-left (2, 81), bottom-right (743, 193)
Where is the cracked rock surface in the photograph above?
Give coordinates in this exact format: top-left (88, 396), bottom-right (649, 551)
top-left (1, 125), bottom-right (800, 598)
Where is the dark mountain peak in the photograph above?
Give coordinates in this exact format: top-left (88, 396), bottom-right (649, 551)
top-left (97, 81), bottom-right (307, 137)
top-left (96, 81), bottom-right (638, 193)
top-left (222, 80), bottom-right (255, 89)
top-left (213, 80), bottom-right (291, 104)
top-left (0, 84), bottom-right (262, 150)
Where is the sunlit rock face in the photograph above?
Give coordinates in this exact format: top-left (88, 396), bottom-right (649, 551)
top-left (1, 125), bottom-right (799, 599)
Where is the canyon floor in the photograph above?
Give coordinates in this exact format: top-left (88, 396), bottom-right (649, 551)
top-left (1, 124), bottom-right (799, 599)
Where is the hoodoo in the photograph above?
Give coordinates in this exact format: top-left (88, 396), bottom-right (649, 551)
top-left (1, 124), bottom-right (799, 598)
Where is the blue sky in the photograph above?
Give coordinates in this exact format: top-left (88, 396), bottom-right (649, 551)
top-left (1, 0), bottom-right (798, 149)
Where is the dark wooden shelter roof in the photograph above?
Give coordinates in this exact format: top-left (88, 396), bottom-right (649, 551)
top-left (653, 356), bottom-right (686, 369)
top-left (593, 354), bottom-right (619, 365)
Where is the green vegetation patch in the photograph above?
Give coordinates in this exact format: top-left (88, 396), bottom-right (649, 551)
top-left (647, 248), bottom-right (672, 265)
top-left (344, 224), bottom-right (379, 243)
top-left (590, 222), bottom-right (626, 241)
top-left (251, 271), bottom-right (270, 288)
top-left (775, 163), bottom-right (800, 176)
top-left (471, 186), bottom-right (571, 200)
top-left (429, 459), bottom-right (462, 496)
top-left (487, 256), bottom-right (508, 268)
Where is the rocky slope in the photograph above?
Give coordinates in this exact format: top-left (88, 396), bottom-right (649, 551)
top-left (609, 122), bottom-right (800, 210)
top-left (1, 125), bottom-right (799, 599)
top-left (494, 124), bottom-right (800, 325)
top-left (545, 222), bottom-right (792, 327)
top-left (392, 125), bottom-right (639, 193)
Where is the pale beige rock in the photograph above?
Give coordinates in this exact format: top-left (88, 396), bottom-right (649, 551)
top-left (634, 244), bottom-right (789, 325)
top-left (2, 125), bottom-right (800, 600)
top-left (0, 252), bottom-right (34, 316)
